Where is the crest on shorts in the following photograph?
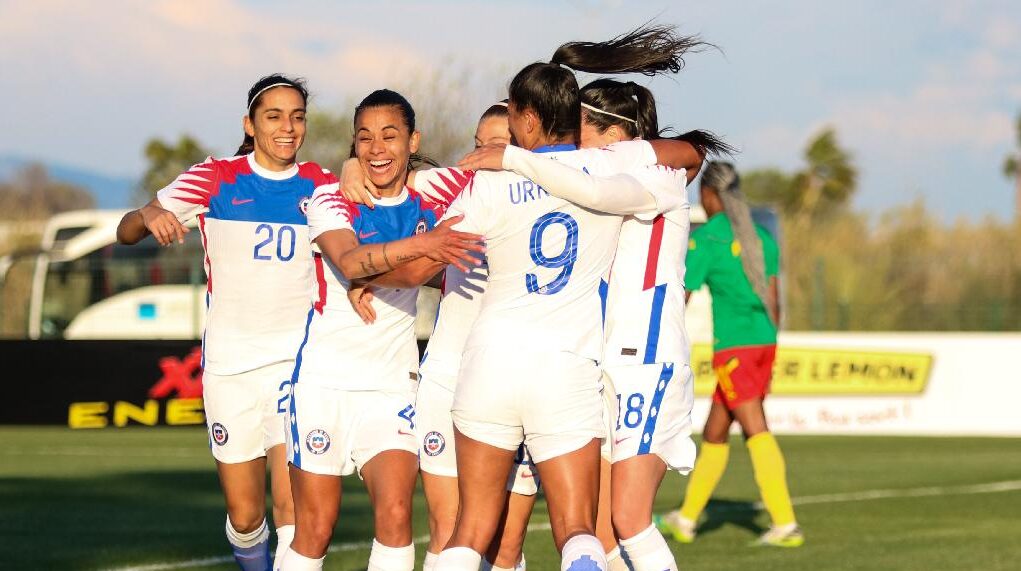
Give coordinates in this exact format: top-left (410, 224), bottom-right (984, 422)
top-left (415, 218), bottom-right (428, 235)
top-left (305, 429), bottom-right (331, 455)
top-left (423, 431), bottom-right (445, 456)
top-left (210, 422), bottom-right (229, 446)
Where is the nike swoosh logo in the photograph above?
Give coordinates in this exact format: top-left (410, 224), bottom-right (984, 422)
top-left (359, 230), bottom-right (379, 239)
top-left (398, 430), bottom-right (414, 437)
top-left (232, 197), bottom-right (254, 205)
top-left (614, 437), bottom-right (632, 445)
top-left (520, 472), bottom-right (535, 479)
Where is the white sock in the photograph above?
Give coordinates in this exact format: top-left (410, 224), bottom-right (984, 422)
top-left (278, 547), bottom-right (324, 571)
top-left (516, 553), bottom-right (526, 570)
top-left (620, 524), bottom-right (677, 571)
top-left (423, 551), bottom-right (440, 571)
top-left (274, 525), bottom-right (296, 571)
top-left (480, 558), bottom-right (514, 571)
top-left (605, 546), bottom-right (629, 571)
top-left (560, 535), bottom-right (606, 571)
top-left (226, 517), bottom-right (271, 571)
top-left (435, 546), bottom-right (482, 570)
top-left (367, 539), bottom-right (415, 571)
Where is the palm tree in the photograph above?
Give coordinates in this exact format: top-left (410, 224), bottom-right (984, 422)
top-left (790, 127), bottom-right (858, 235)
top-left (1003, 113), bottom-right (1021, 221)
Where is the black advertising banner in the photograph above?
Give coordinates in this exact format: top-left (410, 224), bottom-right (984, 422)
top-left (2, 340), bottom-right (430, 427)
top-left (4, 340), bottom-right (204, 427)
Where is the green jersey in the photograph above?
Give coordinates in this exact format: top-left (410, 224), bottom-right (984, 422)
top-left (685, 213), bottom-right (779, 350)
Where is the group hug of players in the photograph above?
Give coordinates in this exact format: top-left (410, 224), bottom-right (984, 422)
top-left (117, 22), bottom-right (802, 571)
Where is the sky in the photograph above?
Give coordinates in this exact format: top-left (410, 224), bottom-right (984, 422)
top-left (1, 0), bottom-right (1019, 220)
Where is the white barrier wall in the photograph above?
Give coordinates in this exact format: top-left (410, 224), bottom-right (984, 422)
top-left (687, 332), bottom-right (1021, 436)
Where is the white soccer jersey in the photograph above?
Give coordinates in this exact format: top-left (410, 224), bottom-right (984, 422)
top-left (442, 142), bottom-right (658, 360)
top-left (602, 186), bottom-right (692, 367)
top-left (411, 168), bottom-right (490, 388)
top-left (155, 154), bottom-right (334, 376)
top-left (294, 170), bottom-right (472, 391)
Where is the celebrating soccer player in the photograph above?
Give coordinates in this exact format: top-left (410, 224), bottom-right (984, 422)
top-left (116, 75), bottom-right (335, 570)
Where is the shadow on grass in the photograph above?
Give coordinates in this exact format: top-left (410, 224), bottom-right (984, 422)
top-left (696, 498), bottom-right (767, 538)
top-left (0, 469), bottom-right (380, 571)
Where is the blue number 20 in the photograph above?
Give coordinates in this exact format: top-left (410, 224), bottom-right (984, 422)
top-left (525, 212), bottom-right (578, 295)
top-left (253, 224), bottom-right (296, 262)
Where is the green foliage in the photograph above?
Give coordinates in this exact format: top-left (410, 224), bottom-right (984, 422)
top-left (137, 135), bottom-right (212, 205)
top-left (742, 127), bottom-right (1019, 331)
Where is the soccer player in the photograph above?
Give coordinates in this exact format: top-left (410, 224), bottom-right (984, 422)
top-left (412, 102), bottom-right (541, 571)
top-left (460, 80), bottom-right (732, 571)
top-left (656, 161), bottom-right (803, 547)
top-left (433, 26), bottom-right (708, 571)
top-left (116, 75), bottom-right (334, 570)
top-left (278, 89), bottom-right (485, 571)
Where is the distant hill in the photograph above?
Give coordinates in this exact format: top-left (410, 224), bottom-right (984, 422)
top-left (0, 155), bottom-right (135, 209)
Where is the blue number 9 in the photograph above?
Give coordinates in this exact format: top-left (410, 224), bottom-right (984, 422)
top-left (526, 212), bottom-right (578, 295)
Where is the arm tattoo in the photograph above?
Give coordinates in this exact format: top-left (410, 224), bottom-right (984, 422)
top-left (382, 243), bottom-right (394, 270)
top-left (363, 252), bottom-right (381, 275)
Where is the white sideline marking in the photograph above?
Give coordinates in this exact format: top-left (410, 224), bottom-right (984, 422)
top-left (99, 479), bottom-right (1021, 571)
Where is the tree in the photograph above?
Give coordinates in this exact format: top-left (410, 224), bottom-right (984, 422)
top-left (136, 135), bottom-right (212, 205)
top-left (741, 127), bottom-right (856, 224)
top-left (0, 163), bottom-right (94, 221)
top-left (1003, 113), bottom-right (1021, 221)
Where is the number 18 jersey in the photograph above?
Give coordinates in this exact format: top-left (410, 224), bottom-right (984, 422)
top-left (442, 142), bottom-right (657, 360)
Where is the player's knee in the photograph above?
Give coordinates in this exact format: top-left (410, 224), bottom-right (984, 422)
top-left (374, 499), bottom-right (413, 543)
top-left (226, 507), bottom-right (266, 535)
top-left (300, 516), bottom-right (335, 553)
top-left (702, 427), bottom-right (728, 444)
top-left (610, 508), bottom-right (647, 540)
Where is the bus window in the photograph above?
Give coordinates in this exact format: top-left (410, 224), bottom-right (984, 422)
top-left (39, 232), bottom-right (204, 338)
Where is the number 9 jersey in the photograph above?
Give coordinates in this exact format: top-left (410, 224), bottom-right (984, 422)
top-left (155, 153), bottom-right (336, 376)
top-left (443, 142), bottom-right (659, 361)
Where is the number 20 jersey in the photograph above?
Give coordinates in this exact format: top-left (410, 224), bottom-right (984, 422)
top-left (443, 142), bottom-right (658, 361)
top-left (155, 153), bottom-right (336, 375)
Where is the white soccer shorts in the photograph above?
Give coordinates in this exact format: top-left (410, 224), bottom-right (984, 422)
top-left (202, 360), bottom-right (293, 464)
top-left (604, 362), bottom-right (696, 474)
top-left (416, 374), bottom-right (540, 495)
top-left (452, 346), bottom-right (605, 464)
top-left (286, 382), bottom-right (418, 477)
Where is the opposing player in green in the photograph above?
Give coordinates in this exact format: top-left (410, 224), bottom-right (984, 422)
top-left (656, 161), bottom-right (803, 547)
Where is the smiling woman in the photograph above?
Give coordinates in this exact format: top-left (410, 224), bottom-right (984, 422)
top-left (237, 76), bottom-right (310, 168)
top-left (114, 73), bottom-right (337, 571)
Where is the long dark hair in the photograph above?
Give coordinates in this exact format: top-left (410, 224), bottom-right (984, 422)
top-left (508, 22), bottom-right (711, 139)
top-left (236, 74), bottom-right (309, 156)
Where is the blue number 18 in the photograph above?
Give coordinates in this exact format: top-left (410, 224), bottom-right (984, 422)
top-left (526, 212), bottom-right (578, 295)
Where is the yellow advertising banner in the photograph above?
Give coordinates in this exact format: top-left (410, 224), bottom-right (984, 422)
top-left (690, 344), bottom-right (933, 396)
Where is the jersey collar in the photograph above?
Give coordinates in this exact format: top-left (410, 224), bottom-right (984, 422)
top-left (247, 153), bottom-right (299, 180)
top-left (369, 187), bottom-right (410, 207)
top-left (533, 143), bottom-right (577, 154)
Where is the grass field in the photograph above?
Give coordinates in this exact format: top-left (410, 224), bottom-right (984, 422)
top-left (1, 428), bottom-right (1019, 570)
